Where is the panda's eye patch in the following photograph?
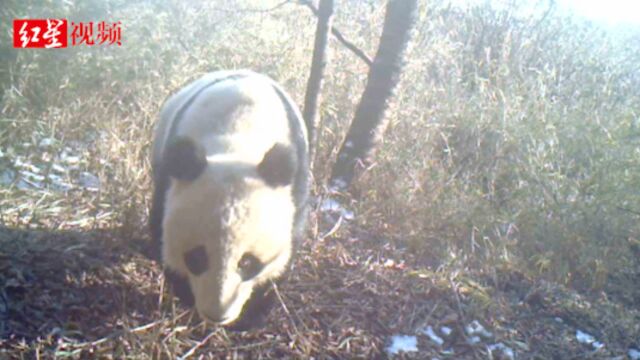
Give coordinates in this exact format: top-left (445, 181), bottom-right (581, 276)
top-left (237, 253), bottom-right (263, 281)
top-left (183, 245), bottom-right (209, 276)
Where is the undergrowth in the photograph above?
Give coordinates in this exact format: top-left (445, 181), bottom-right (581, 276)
top-left (1, 0), bottom-right (639, 330)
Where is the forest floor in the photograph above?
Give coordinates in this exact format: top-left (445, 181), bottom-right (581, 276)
top-left (0, 214), bottom-right (638, 359)
top-left (2, 0), bottom-right (640, 357)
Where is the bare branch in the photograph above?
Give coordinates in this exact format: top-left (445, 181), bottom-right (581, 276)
top-left (216, 0), bottom-right (293, 14)
top-left (300, 0), bottom-right (373, 67)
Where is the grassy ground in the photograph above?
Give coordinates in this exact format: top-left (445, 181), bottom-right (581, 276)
top-left (1, 0), bottom-right (639, 358)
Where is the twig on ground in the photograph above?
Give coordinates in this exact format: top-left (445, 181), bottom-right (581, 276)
top-left (319, 214), bottom-right (343, 240)
top-left (178, 329), bottom-right (219, 360)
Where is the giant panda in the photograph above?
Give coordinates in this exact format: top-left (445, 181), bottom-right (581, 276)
top-left (149, 70), bottom-right (309, 329)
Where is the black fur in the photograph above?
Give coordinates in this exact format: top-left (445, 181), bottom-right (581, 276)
top-left (226, 281), bottom-right (277, 331)
top-left (149, 169), bottom-right (168, 262)
top-left (164, 269), bottom-right (194, 306)
top-left (257, 144), bottom-right (297, 187)
top-left (183, 245), bottom-right (209, 276)
top-left (164, 137), bottom-right (207, 181)
top-left (238, 253), bottom-right (264, 281)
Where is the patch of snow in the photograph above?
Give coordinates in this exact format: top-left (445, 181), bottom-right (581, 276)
top-left (386, 335), bottom-right (418, 355)
top-left (575, 330), bottom-right (605, 350)
top-left (0, 170), bottom-right (15, 185)
top-left (466, 320), bottom-right (493, 338)
top-left (62, 155), bottom-right (81, 165)
top-left (17, 178), bottom-right (39, 189)
top-left (39, 138), bottom-right (56, 148)
top-left (320, 198), bottom-right (342, 212)
top-left (329, 178), bottom-right (347, 192)
top-left (16, 181), bottom-right (29, 190)
top-left (14, 158), bottom-right (41, 173)
top-left (488, 343), bottom-right (515, 360)
top-left (51, 164), bottom-right (66, 173)
top-left (60, 148), bottom-right (82, 166)
top-left (629, 348), bottom-right (640, 360)
top-left (78, 172), bottom-right (100, 191)
top-left (467, 336), bottom-right (481, 345)
top-left (48, 174), bottom-right (73, 191)
top-left (576, 330), bottom-right (596, 345)
top-left (319, 197), bottom-right (354, 220)
top-left (441, 348), bottom-right (455, 355)
top-left (440, 326), bottom-right (452, 336)
top-left (21, 171), bottom-right (45, 182)
top-left (419, 326), bottom-right (444, 346)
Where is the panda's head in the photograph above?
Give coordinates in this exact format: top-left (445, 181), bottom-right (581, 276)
top-left (161, 136), bottom-right (297, 327)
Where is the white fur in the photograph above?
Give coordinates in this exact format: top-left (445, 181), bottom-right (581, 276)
top-left (155, 71), bottom-right (300, 324)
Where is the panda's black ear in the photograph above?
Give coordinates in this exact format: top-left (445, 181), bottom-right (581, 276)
top-left (163, 136), bottom-right (207, 181)
top-left (257, 143), bottom-right (296, 187)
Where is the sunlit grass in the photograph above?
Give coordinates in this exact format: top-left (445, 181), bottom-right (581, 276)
top-left (1, 0), bottom-right (639, 356)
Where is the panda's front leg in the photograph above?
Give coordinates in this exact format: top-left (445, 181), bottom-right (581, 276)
top-left (149, 173), bottom-right (168, 262)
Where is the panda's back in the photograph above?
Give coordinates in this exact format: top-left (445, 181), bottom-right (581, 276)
top-left (153, 71), bottom-right (299, 169)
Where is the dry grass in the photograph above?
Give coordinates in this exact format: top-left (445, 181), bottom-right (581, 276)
top-left (1, 0), bottom-right (640, 358)
top-left (1, 224), bottom-right (638, 358)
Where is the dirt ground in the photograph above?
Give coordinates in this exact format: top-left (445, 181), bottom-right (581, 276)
top-left (0, 222), bottom-right (638, 359)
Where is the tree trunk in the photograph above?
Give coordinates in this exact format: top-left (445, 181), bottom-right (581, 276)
top-left (303, 0), bottom-right (334, 169)
top-left (329, 0), bottom-right (418, 191)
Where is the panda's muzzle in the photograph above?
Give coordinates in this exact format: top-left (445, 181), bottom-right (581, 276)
top-left (200, 311), bottom-right (234, 325)
top-left (199, 280), bottom-right (246, 325)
